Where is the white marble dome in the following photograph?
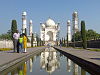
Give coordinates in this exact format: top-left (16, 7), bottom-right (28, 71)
top-left (22, 12), bottom-right (27, 16)
top-left (42, 23), bottom-right (45, 28)
top-left (46, 18), bottom-right (56, 26)
top-left (29, 20), bottom-right (32, 23)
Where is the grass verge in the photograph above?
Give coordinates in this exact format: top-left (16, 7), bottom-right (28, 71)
top-left (0, 48), bottom-right (12, 51)
top-left (87, 49), bottom-right (100, 51)
top-left (75, 47), bottom-right (100, 51)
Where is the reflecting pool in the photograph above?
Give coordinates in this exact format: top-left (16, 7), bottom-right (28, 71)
top-left (3, 47), bottom-right (90, 75)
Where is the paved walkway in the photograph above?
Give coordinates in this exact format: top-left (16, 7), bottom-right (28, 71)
top-left (55, 46), bottom-right (100, 65)
top-left (0, 47), bottom-right (46, 72)
top-left (54, 46), bottom-right (100, 75)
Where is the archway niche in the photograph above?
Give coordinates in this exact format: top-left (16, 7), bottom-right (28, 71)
top-left (47, 31), bottom-right (53, 41)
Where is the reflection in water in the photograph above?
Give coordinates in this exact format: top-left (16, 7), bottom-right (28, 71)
top-left (66, 57), bottom-right (88, 75)
top-left (23, 62), bottom-right (27, 75)
top-left (40, 47), bottom-right (60, 74)
top-left (10, 66), bottom-right (19, 75)
top-left (18, 66), bottom-right (23, 75)
top-left (7, 54), bottom-right (37, 75)
top-left (72, 61), bottom-right (79, 75)
top-left (81, 68), bottom-right (86, 75)
top-left (10, 62), bottom-right (27, 75)
top-left (29, 58), bottom-right (33, 72)
top-left (6, 47), bottom-right (90, 75)
top-left (67, 58), bottom-right (72, 72)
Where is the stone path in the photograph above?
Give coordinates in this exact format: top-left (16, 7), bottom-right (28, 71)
top-left (55, 46), bottom-right (100, 65)
top-left (54, 46), bottom-right (100, 75)
top-left (0, 47), bottom-right (46, 72)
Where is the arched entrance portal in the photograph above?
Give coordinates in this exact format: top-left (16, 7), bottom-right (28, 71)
top-left (47, 31), bottom-right (53, 41)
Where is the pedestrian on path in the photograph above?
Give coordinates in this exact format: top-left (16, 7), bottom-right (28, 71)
top-left (13, 30), bottom-right (20, 52)
top-left (23, 33), bottom-right (27, 53)
top-left (18, 34), bottom-right (23, 53)
top-left (59, 44), bottom-right (62, 48)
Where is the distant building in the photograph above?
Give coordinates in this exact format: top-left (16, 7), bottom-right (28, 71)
top-left (27, 20), bottom-right (33, 43)
top-left (22, 12), bottom-right (27, 33)
top-left (22, 12), bottom-right (37, 46)
top-left (72, 11), bottom-right (79, 33)
top-left (67, 20), bottom-right (72, 42)
top-left (40, 18), bottom-right (60, 46)
top-left (29, 20), bottom-right (33, 36)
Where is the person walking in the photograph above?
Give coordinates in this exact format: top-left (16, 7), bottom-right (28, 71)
top-left (23, 33), bottom-right (27, 53)
top-left (13, 30), bottom-right (20, 52)
top-left (18, 34), bottom-right (23, 53)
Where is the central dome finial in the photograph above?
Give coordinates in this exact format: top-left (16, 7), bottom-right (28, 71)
top-left (46, 18), bottom-right (55, 26)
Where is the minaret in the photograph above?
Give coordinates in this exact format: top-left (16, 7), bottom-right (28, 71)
top-left (22, 12), bottom-right (27, 33)
top-left (29, 20), bottom-right (33, 36)
top-left (34, 32), bottom-right (37, 42)
top-left (67, 20), bottom-right (71, 42)
top-left (72, 11), bottom-right (79, 33)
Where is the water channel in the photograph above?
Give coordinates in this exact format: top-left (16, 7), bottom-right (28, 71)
top-left (2, 47), bottom-right (90, 75)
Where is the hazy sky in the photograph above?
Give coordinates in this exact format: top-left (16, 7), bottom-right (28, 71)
top-left (0, 0), bottom-right (100, 38)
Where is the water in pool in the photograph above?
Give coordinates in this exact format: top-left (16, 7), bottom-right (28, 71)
top-left (4, 47), bottom-right (90, 75)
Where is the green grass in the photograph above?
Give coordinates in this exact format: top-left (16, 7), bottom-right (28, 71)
top-left (74, 47), bottom-right (100, 51)
top-left (67, 46), bottom-right (100, 51)
top-left (87, 49), bottom-right (100, 51)
top-left (0, 48), bottom-right (12, 51)
top-left (0, 46), bottom-right (44, 51)
top-left (75, 47), bottom-right (83, 49)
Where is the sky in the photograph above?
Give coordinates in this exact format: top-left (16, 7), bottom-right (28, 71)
top-left (0, 0), bottom-right (100, 38)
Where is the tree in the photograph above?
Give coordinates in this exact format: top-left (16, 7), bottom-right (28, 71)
top-left (72, 34), bottom-right (75, 47)
top-left (60, 39), bottom-right (62, 46)
top-left (67, 35), bottom-right (69, 47)
top-left (86, 29), bottom-right (99, 40)
top-left (0, 30), bottom-right (12, 40)
top-left (24, 28), bottom-right (30, 42)
top-left (39, 38), bottom-right (42, 46)
top-left (61, 37), bottom-right (64, 46)
top-left (72, 31), bottom-right (81, 42)
top-left (25, 28), bottom-right (27, 36)
top-left (11, 20), bottom-right (17, 39)
top-left (36, 34), bottom-right (39, 46)
top-left (71, 29), bottom-right (100, 41)
top-left (63, 38), bottom-right (66, 47)
top-left (56, 40), bottom-right (59, 46)
top-left (41, 41), bottom-right (44, 46)
top-left (81, 21), bottom-right (87, 49)
top-left (31, 33), bottom-right (34, 47)
top-left (75, 31), bottom-right (81, 41)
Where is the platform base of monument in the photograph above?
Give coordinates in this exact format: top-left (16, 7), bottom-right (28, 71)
top-left (45, 41), bottom-right (56, 46)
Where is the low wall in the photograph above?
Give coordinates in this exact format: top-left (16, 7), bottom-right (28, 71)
top-left (0, 40), bottom-right (31, 48)
top-left (0, 40), bottom-right (13, 48)
top-left (87, 39), bottom-right (100, 48)
top-left (69, 39), bottom-right (100, 48)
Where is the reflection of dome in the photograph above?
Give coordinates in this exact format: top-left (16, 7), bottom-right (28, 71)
top-left (46, 18), bottom-right (55, 26)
